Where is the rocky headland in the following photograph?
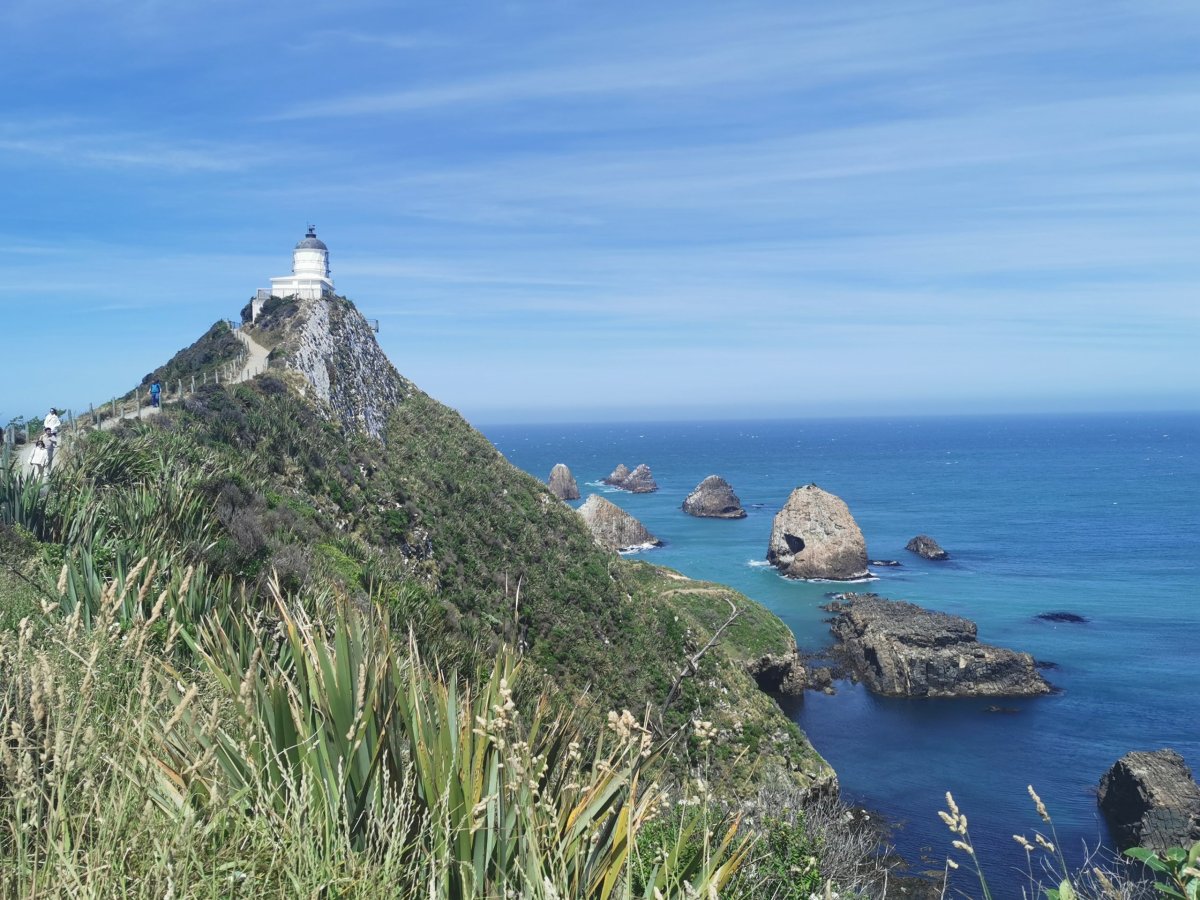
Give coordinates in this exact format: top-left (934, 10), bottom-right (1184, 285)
top-left (546, 462), bottom-right (580, 500)
top-left (577, 494), bottom-right (662, 552)
top-left (1098, 749), bottom-right (1200, 852)
top-left (603, 463), bottom-right (658, 493)
top-left (682, 475), bottom-right (746, 519)
top-left (826, 593), bottom-right (1051, 698)
top-left (766, 484), bottom-right (869, 580)
top-left (906, 534), bottom-right (949, 560)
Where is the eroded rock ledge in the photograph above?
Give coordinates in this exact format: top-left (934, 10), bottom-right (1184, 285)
top-left (827, 593), bottom-right (1051, 698)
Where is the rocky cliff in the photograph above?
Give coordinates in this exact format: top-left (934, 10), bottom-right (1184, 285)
top-left (248, 295), bottom-right (412, 441)
top-left (828, 594), bottom-right (1051, 697)
top-left (767, 484), bottom-right (869, 580)
top-left (1099, 750), bottom-right (1200, 852)
top-left (577, 494), bottom-right (661, 552)
top-left (547, 463), bottom-right (580, 500)
top-left (682, 475), bottom-right (746, 519)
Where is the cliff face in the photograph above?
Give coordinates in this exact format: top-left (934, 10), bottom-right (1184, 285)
top-left (252, 295), bottom-right (412, 441)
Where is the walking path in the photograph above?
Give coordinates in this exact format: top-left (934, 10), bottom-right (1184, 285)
top-left (9, 328), bottom-right (271, 476)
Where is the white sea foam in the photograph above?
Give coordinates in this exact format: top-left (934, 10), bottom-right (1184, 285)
top-left (746, 559), bottom-right (772, 568)
top-left (618, 542), bottom-right (661, 555)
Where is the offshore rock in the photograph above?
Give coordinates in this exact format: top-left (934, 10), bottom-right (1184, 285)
top-left (577, 494), bottom-right (662, 553)
top-left (767, 484), bottom-right (869, 580)
top-left (1098, 750), bottom-right (1200, 852)
top-left (906, 534), bottom-right (949, 560)
top-left (546, 463), bottom-right (580, 501)
top-left (682, 475), bottom-right (746, 519)
top-left (603, 463), bottom-right (658, 493)
top-left (828, 594), bottom-right (1051, 698)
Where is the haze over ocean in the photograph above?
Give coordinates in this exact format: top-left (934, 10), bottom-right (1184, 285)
top-left (484, 411), bottom-right (1200, 893)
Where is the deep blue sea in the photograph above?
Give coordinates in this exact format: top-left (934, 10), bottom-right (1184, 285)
top-left (481, 413), bottom-right (1199, 895)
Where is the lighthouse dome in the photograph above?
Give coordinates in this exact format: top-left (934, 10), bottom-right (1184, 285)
top-left (295, 227), bottom-right (328, 251)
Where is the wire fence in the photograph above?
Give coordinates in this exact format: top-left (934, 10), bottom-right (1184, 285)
top-left (3, 328), bottom-right (268, 467)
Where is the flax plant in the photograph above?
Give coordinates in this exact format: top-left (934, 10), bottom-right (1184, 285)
top-left (155, 579), bottom-right (750, 898)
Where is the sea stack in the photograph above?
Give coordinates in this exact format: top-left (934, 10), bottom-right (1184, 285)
top-left (1098, 750), bottom-right (1200, 852)
top-left (546, 463), bottom-right (580, 500)
top-left (682, 475), bottom-right (746, 519)
top-left (827, 594), bottom-right (1052, 698)
top-left (766, 484), bottom-right (869, 580)
top-left (577, 494), bottom-right (662, 553)
top-left (603, 463), bottom-right (658, 493)
top-left (906, 535), bottom-right (949, 560)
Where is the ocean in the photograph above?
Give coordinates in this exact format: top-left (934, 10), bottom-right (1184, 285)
top-left (481, 412), bottom-right (1200, 894)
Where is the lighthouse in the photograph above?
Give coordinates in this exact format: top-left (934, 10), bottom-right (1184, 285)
top-left (253, 227), bottom-right (336, 320)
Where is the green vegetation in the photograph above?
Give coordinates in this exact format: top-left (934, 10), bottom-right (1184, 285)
top-left (138, 319), bottom-right (245, 390)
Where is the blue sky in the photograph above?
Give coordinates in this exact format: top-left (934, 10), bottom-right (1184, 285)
top-left (2, 1), bottom-right (1197, 424)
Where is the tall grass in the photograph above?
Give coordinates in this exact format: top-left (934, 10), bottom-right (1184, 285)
top-left (0, 565), bottom-right (751, 897)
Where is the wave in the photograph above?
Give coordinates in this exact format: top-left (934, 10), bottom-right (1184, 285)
top-left (618, 542), bottom-right (661, 555)
top-left (746, 559), bottom-right (772, 568)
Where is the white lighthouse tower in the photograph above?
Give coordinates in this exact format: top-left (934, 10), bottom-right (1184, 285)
top-left (253, 226), bottom-right (336, 320)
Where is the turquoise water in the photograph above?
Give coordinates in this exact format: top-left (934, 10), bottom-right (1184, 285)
top-left (482, 413), bottom-right (1199, 892)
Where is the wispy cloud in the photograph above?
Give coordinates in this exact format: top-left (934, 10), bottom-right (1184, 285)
top-left (0, 119), bottom-right (270, 172)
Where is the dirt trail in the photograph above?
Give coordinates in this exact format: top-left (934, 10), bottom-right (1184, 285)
top-left (9, 327), bottom-right (271, 477)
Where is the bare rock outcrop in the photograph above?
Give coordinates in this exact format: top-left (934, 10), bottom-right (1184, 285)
top-left (682, 475), bottom-right (746, 519)
top-left (746, 650), bottom-right (807, 696)
top-left (1098, 750), bottom-right (1200, 852)
top-left (767, 484), bottom-right (869, 580)
top-left (827, 594), bottom-right (1051, 698)
top-left (603, 463), bottom-right (658, 493)
top-left (546, 463), bottom-right (580, 500)
top-left (249, 295), bottom-right (412, 441)
top-left (906, 534), bottom-right (949, 560)
top-left (577, 494), bottom-right (661, 553)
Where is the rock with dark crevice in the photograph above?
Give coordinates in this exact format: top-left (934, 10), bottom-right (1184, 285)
top-left (546, 463), bottom-right (580, 500)
top-left (767, 484), bottom-right (869, 580)
top-left (1098, 750), bottom-right (1200, 852)
top-left (906, 535), bottom-right (949, 560)
top-left (682, 475), bottom-right (746, 519)
top-left (828, 593), bottom-right (1052, 698)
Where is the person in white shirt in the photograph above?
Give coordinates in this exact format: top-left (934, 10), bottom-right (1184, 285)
top-left (43, 408), bottom-right (61, 435)
top-left (29, 440), bottom-right (50, 478)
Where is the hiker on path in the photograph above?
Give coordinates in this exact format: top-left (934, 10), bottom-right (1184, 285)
top-left (44, 408), bottom-right (61, 435)
top-left (150, 380), bottom-right (162, 408)
top-left (43, 428), bottom-right (57, 468)
top-left (29, 440), bottom-right (49, 478)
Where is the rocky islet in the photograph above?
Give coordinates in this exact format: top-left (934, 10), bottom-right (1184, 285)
top-left (603, 463), bottom-right (658, 493)
top-left (681, 475), bottom-right (746, 519)
top-left (826, 593), bottom-right (1052, 698)
top-left (1098, 749), bottom-right (1200, 852)
top-left (577, 494), bottom-right (662, 552)
top-left (905, 534), bottom-right (949, 560)
top-left (766, 484), bottom-right (870, 580)
top-left (546, 462), bottom-right (580, 500)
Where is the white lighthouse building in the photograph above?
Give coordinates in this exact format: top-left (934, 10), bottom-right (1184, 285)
top-left (253, 227), bottom-right (335, 320)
